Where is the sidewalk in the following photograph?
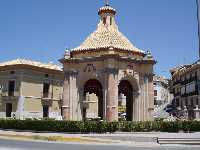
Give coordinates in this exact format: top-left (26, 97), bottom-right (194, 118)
top-left (0, 129), bottom-right (200, 145)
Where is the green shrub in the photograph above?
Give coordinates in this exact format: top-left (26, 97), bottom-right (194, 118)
top-left (0, 119), bottom-right (200, 133)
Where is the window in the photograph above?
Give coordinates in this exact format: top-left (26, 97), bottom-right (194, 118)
top-left (192, 72), bottom-right (195, 78)
top-left (110, 17), bottom-right (112, 25)
top-left (176, 99), bottom-right (179, 107)
top-left (181, 76), bottom-right (185, 81)
top-left (185, 99), bottom-right (188, 106)
top-left (186, 74), bottom-right (190, 80)
top-left (43, 83), bottom-right (50, 98)
top-left (6, 103), bottom-right (12, 117)
top-left (181, 86), bottom-right (185, 95)
top-left (154, 90), bottom-right (157, 96)
top-left (10, 71), bottom-right (15, 74)
top-left (191, 98), bottom-right (194, 108)
top-left (43, 105), bottom-right (49, 118)
top-left (45, 74), bottom-right (49, 78)
top-left (8, 80), bottom-right (15, 96)
top-left (186, 81), bottom-right (195, 94)
top-left (103, 17), bottom-right (106, 25)
top-left (154, 98), bottom-right (157, 105)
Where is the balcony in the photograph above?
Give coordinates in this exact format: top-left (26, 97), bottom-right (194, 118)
top-left (174, 92), bottom-right (181, 97)
top-left (180, 76), bottom-right (197, 85)
top-left (1, 91), bottom-right (20, 97)
top-left (173, 80), bottom-right (181, 86)
top-left (181, 90), bottom-right (199, 97)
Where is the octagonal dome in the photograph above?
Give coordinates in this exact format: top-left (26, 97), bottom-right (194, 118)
top-left (71, 4), bottom-right (144, 54)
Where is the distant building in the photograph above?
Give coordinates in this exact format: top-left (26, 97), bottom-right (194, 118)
top-left (170, 60), bottom-right (200, 120)
top-left (0, 59), bottom-right (63, 119)
top-left (153, 75), bottom-right (173, 106)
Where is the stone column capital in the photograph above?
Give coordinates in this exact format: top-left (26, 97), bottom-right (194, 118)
top-left (64, 69), bottom-right (78, 78)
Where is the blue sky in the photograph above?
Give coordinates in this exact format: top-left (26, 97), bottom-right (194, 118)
top-left (0, 0), bottom-right (198, 78)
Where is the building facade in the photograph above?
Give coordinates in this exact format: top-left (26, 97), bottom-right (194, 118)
top-left (60, 4), bottom-right (156, 122)
top-left (0, 59), bottom-right (63, 119)
top-left (170, 60), bottom-right (200, 120)
top-left (153, 75), bottom-right (173, 106)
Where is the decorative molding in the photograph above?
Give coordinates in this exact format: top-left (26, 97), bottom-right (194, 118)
top-left (103, 68), bottom-right (118, 74)
top-left (127, 63), bottom-right (134, 70)
top-left (64, 69), bottom-right (78, 78)
top-left (62, 105), bottom-right (69, 108)
top-left (83, 64), bottom-right (96, 72)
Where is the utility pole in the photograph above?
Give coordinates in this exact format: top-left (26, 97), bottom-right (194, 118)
top-left (196, 0), bottom-right (200, 58)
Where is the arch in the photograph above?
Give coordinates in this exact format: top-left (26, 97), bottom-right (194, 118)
top-left (118, 75), bottom-right (139, 92)
top-left (83, 79), bottom-right (103, 120)
top-left (118, 77), bottom-right (139, 121)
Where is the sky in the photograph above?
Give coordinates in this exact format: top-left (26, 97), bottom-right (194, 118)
top-left (0, 0), bottom-right (198, 78)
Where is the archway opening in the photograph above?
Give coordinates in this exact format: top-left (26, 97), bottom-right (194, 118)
top-left (83, 79), bottom-right (103, 120)
top-left (118, 80), bottom-right (133, 121)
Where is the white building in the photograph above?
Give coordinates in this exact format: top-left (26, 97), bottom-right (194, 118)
top-left (153, 76), bottom-right (173, 106)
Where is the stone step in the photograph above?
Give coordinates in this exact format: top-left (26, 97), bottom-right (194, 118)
top-left (158, 138), bottom-right (200, 145)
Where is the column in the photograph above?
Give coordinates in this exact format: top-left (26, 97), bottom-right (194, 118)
top-left (194, 105), bottom-right (200, 120)
top-left (147, 74), bottom-right (154, 121)
top-left (62, 70), bottom-right (77, 120)
top-left (104, 68), bottom-right (118, 122)
top-left (183, 106), bottom-right (188, 120)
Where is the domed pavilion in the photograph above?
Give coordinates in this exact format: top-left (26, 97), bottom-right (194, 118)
top-left (60, 3), bottom-right (156, 122)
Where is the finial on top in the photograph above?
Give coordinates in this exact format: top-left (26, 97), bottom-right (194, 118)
top-left (105, 0), bottom-right (109, 6)
top-left (98, 0), bottom-right (116, 15)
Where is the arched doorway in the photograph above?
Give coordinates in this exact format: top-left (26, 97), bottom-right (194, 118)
top-left (118, 80), bottom-right (133, 121)
top-left (83, 79), bottom-right (103, 120)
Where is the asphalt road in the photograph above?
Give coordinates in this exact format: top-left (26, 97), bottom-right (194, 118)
top-left (0, 139), bottom-right (200, 150)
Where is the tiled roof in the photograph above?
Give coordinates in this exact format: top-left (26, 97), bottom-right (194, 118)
top-left (0, 59), bottom-right (62, 71)
top-left (71, 5), bottom-right (144, 53)
top-left (171, 59), bottom-right (200, 76)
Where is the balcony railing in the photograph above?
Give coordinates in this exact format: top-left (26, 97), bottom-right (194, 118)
top-left (1, 91), bottom-right (20, 97)
top-left (43, 92), bottom-right (49, 98)
top-left (173, 80), bottom-right (181, 86)
top-left (180, 76), bottom-right (198, 85)
top-left (181, 90), bottom-right (199, 97)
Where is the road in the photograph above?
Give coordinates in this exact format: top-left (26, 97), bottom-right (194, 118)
top-left (0, 139), bottom-right (200, 150)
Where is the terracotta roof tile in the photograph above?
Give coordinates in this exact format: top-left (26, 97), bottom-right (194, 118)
top-left (0, 58), bottom-right (62, 71)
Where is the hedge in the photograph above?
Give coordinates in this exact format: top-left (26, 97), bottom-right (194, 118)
top-left (0, 119), bottom-right (200, 133)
